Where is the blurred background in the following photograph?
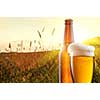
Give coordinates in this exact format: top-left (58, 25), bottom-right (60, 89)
top-left (0, 17), bottom-right (100, 83)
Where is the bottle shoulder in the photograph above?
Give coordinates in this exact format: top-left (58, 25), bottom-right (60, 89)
top-left (60, 44), bottom-right (69, 52)
top-left (59, 45), bottom-right (69, 56)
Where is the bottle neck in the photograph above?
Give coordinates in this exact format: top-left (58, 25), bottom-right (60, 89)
top-left (64, 22), bottom-right (74, 45)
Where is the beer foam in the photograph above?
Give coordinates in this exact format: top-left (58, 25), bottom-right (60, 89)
top-left (68, 43), bottom-right (95, 56)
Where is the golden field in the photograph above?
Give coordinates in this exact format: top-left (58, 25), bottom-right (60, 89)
top-left (0, 50), bottom-right (59, 83)
top-left (0, 36), bottom-right (100, 83)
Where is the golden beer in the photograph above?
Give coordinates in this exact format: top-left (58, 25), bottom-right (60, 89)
top-left (68, 43), bottom-right (95, 83)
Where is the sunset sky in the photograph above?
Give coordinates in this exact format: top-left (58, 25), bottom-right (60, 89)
top-left (0, 17), bottom-right (100, 49)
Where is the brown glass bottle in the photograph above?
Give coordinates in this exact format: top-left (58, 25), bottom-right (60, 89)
top-left (59, 19), bottom-right (74, 83)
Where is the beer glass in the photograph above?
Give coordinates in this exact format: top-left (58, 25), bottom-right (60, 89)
top-left (68, 43), bottom-right (95, 83)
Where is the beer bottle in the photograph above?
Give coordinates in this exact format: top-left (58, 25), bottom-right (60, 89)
top-left (59, 19), bottom-right (74, 83)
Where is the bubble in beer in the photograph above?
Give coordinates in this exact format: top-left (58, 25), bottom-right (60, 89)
top-left (68, 43), bottom-right (95, 56)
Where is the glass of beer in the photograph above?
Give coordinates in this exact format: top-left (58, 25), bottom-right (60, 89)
top-left (68, 43), bottom-right (95, 83)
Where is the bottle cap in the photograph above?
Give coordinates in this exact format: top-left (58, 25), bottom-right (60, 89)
top-left (65, 19), bottom-right (73, 25)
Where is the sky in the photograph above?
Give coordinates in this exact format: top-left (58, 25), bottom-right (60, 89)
top-left (0, 17), bottom-right (100, 49)
top-left (0, 17), bottom-right (64, 49)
